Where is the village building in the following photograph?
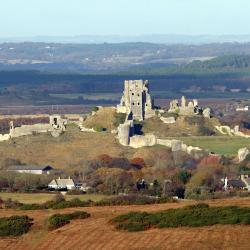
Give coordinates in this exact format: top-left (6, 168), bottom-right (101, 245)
top-left (224, 175), bottom-right (250, 191)
top-left (236, 106), bottom-right (249, 112)
top-left (48, 177), bottom-right (76, 190)
top-left (241, 175), bottom-right (250, 190)
top-left (7, 165), bottom-right (55, 175)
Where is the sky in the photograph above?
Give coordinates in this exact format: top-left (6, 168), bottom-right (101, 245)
top-left (0, 0), bottom-right (249, 37)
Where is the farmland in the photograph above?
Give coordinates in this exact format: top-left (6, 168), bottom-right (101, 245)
top-left (0, 193), bottom-right (111, 204)
top-left (0, 198), bottom-right (250, 249)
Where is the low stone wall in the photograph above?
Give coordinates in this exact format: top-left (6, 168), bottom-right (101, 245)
top-left (10, 124), bottom-right (51, 138)
top-left (129, 134), bottom-right (157, 148)
top-left (160, 117), bottom-right (176, 124)
top-left (215, 125), bottom-right (250, 138)
top-left (0, 134), bottom-right (10, 142)
top-left (157, 138), bottom-right (207, 158)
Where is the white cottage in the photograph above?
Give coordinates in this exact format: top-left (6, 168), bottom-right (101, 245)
top-left (48, 177), bottom-right (76, 190)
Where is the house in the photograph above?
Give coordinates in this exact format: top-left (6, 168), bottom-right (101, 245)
top-left (7, 165), bottom-right (54, 175)
top-left (224, 175), bottom-right (250, 190)
top-left (48, 177), bottom-right (76, 190)
top-left (241, 175), bottom-right (250, 190)
top-left (227, 179), bottom-right (246, 190)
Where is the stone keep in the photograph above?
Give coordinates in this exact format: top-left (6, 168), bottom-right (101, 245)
top-left (117, 80), bottom-right (154, 120)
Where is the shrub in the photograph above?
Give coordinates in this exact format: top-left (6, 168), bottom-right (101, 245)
top-left (93, 124), bottom-right (105, 132)
top-left (92, 106), bottom-right (99, 112)
top-left (47, 214), bottom-right (70, 230)
top-left (0, 215), bottom-right (33, 236)
top-left (67, 189), bottom-right (85, 195)
top-left (112, 204), bottom-right (250, 232)
top-left (113, 113), bottom-right (126, 127)
top-left (95, 194), bottom-right (175, 206)
top-left (53, 193), bottom-right (65, 203)
top-left (47, 211), bottom-right (90, 230)
top-left (4, 198), bottom-right (22, 209)
top-left (19, 203), bottom-right (44, 210)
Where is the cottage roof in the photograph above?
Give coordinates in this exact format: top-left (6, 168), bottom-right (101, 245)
top-left (8, 165), bottom-right (53, 171)
top-left (228, 179), bottom-right (245, 188)
top-left (49, 178), bottom-right (75, 186)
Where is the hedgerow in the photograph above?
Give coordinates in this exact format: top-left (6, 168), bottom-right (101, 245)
top-left (112, 203), bottom-right (250, 232)
top-left (4, 195), bottom-right (175, 211)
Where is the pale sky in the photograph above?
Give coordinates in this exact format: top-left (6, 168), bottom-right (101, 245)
top-left (0, 0), bottom-right (249, 37)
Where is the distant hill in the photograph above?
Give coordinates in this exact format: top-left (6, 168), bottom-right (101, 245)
top-left (2, 34), bottom-right (250, 44)
top-left (1, 42), bottom-right (250, 73)
top-left (189, 55), bottom-right (250, 69)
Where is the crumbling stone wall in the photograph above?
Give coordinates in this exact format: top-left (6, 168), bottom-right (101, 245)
top-left (117, 80), bottom-right (155, 120)
top-left (168, 96), bottom-right (211, 118)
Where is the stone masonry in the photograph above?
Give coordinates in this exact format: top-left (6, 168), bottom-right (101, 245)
top-left (117, 80), bottom-right (154, 120)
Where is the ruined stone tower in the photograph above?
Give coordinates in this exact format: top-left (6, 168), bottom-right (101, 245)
top-left (117, 80), bottom-right (154, 120)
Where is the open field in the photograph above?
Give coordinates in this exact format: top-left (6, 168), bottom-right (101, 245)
top-left (169, 136), bottom-right (250, 156)
top-left (0, 197), bottom-right (250, 249)
top-left (0, 193), bottom-right (112, 204)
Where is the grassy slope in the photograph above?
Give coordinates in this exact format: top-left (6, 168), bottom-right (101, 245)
top-left (174, 136), bottom-right (250, 156)
top-left (82, 107), bottom-right (117, 131)
top-left (0, 125), bottom-right (134, 169)
top-left (142, 116), bottom-right (220, 137)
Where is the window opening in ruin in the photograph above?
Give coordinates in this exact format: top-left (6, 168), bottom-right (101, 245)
top-left (54, 118), bottom-right (58, 125)
top-left (132, 93), bottom-right (134, 95)
top-left (132, 102), bottom-right (135, 105)
top-left (138, 102), bottom-right (140, 105)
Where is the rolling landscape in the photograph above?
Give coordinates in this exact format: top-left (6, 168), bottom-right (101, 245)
top-left (0, 0), bottom-right (250, 249)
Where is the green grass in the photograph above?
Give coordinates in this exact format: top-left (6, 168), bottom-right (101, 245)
top-left (112, 203), bottom-right (250, 232)
top-left (0, 193), bottom-right (112, 204)
top-left (168, 136), bottom-right (250, 156)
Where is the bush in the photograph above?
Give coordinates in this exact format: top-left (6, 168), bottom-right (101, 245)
top-left (0, 215), bottom-right (33, 236)
top-left (19, 203), bottom-right (44, 210)
top-left (95, 194), bottom-right (175, 206)
top-left (47, 211), bottom-right (90, 230)
top-left (47, 214), bottom-right (70, 230)
top-left (67, 189), bottom-right (85, 195)
top-left (112, 204), bottom-right (250, 231)
top-left (4, 198), bottom-right (22, 209)
top-left (93, 124), bottom-right (105, 132)
top-left (53, 193), bottom-right (65, 203)
top-left (92, 106), bottom-right (99, 112)
top-left (113, 113), bottom-right (126, 127)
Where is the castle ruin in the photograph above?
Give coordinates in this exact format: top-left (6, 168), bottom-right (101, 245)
top-left (117, 80), bottom-right (154, 120)
top-left (168, 96), bottom-right (211, 118)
